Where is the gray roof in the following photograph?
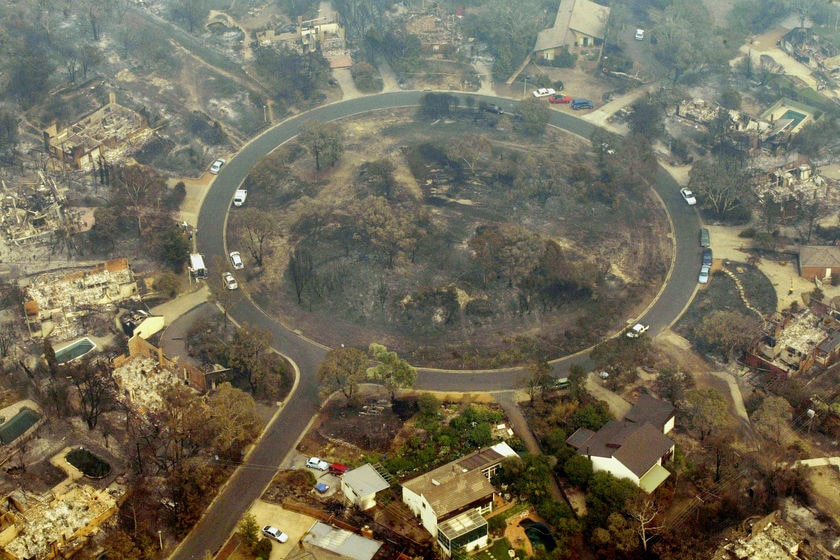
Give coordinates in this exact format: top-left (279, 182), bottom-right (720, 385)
top-left (303, 521), bottom-right (382, 560)
top-left (342, 464), bottom-right (390, 497)
top-left (799, 245), bottom-right (840, 268)
top-left (569, 420), bottom-right (674, 478)
top-left (566, 427), bottom-right (596, 450)
top-left (403, 467), bottom-right (494, 518)
top-left (624, 395), bottom-right (675, 431)
top-left (568, 0), bottom-right (610, 40)
top-left (534, 0), bottom-right (610, 52)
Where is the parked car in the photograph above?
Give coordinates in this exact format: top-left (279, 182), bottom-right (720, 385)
top-left (548, 94), bottom-right (571, 104)
top-left (482, 104), bottom-right (504, 114)
top-left (626, 323), bottom-right (649, 338)
top-left (571, 99), bottom-right (594, 110)
top-left (222, 271), bottom-right (238, 291)
top-left (229, 251), bottom-right (243, 270)
top-left (209, 158), bottom-right (225, 174)
top-left (306, 457), bottom-right (329, 471)
top-left (635, 28), bottom-right (645, 40)
top-left (700, 228), bottom-right (710, 247)
top-left (329, 462), bottom-right (349, 476)
top-left (233, 188), bottom-right (248, 207)
top-left (698, 264), bottom-right (711, 284)
top-left (533, 88), bottom-right (556, 98)
top-left (599, 371), bottom-right (610, 379)
top-left (680, 187), bottom-right (697, 205)
top-left (262, 526), bottom-right (288, 543)
top-left (702, 248), bottom-right (713, 267)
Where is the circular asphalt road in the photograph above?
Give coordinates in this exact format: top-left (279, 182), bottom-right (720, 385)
top-left (174, 92), bottom-right (700, 559)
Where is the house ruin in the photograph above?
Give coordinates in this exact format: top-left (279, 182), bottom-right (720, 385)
top-left (752, 159), bottom-right (838, 207)
top-left (0, 173), bottom-right (77, 246)
top-left (42, 93), bottom-right (154, 172)
top-left (23, 258), bottom-right (138, 341)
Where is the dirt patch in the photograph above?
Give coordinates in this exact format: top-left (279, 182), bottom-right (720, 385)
top-left (805, 466), bottom-right (840, 527)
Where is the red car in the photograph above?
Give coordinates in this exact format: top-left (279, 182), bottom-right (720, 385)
top-left (548, 94), bottom-right (572, 104)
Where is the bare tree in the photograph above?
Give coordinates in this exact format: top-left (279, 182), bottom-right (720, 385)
top-left (626, 493), bottom-right (662, 551)
top-left (113, 165), bottom-right (167, 237)
top-left (66, 361), bottom-right (117, 430)
top-left (236, 208), bottom-right (277, 267)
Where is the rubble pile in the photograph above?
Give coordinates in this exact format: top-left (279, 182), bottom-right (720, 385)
top-left (112, 355), bottom-right (180, 412)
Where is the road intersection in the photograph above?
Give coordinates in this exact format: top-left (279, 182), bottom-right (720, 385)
top-left (171, 92), bottom-right (701, 559)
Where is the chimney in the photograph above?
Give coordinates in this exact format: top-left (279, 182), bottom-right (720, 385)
top-left (586, 446), bottom-right (591, 459)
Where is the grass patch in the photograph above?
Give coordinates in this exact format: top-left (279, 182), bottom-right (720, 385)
top-left (472, 538), bottom-right (522, 560)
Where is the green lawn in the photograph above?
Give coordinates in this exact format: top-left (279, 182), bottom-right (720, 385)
top-left (472, 538), bottom-right (522, 560)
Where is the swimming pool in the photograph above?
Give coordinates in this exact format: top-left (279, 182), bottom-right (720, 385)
top-left (0, 407), bottom-right (42, 445)
top-left (520, 519), bottom-right (557, 552)
top-left (780, 109), bottom-right (807, 130)
top-left (55, 337), bottom-right (96, 365)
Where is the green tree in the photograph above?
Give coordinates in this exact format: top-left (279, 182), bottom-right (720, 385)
top-left (207, 383), bottom-right (264, 461)
top-left (298, 120), bottom-right (344, 171)
top-left (526, 359), bottom-right (553, 400)
top-left (585, 471), bottom-right (637, 529)
top-left (750, 394), bottom-right (792, 445)
top-left (563, 454), bottom-right (593, 487)
top-left (237, 513), bottom-right (260, 550)
top-left (152, 223), bottom-right (191, 271)
top-left (417, 393), bottom-right (441, 417)
top-left (228, 324), bottom-right (273, 393)
top-left (418, 93), bottom-right (458, 119)
top-left (695, 310), bottom-right (758, 359)
top-left (168, 456), bottom-right (225, 536)
top-left (155, 272), bottom-right (182, 299)
top-left (628, 98), bottom-right (666, 140)
top-left (170, 0), bottom-right (209, 32)
top-left (317, 347), bottom-right (368, 403)
top-left (683, 388), bottom-right (729, 441)
top-left (516, 97), bottom-right (551, 136)
top-left (688, 156), bottom-right (753, 223)
top-left (367, 343), bottom-right (416, 399)
top-left (499, 454), bottom-right (557, 501)
top-left (656, 366), bottom-right (693, 404)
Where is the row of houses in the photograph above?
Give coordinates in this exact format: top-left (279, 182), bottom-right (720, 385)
top-left (338, 395), bottom-right (676, 557)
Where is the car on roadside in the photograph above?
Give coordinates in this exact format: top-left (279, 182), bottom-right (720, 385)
top-left (599, 371), bottom-right (610, 379)
top-left (229, 251), bottom-right (243, 270)
top-left (635, 28), bottom-right (645, 40)
top-left (222, 271), bottom-right (238, 291)
top-left (209, 158), bottom-right (225, 174)
top-left (532, 88), bottom-right (556, 98)
top-left (482, 104), bottom-right (504, 114)
top-left (306, 457), bottom-right (329, 471)
top-left (233, 188), bottom-right (248, 207)
top-left (548, 94), bottom-right (571, 104)
top-left (698, 264), bottom-right (710, 284)
top-left (680, 187), bottom-right (697, 205)
top-left (702, 248), bottom-right (713, 267)
top-left (626, 323), bottom-right (649, 338)
top-left (571, 99), bottom-right (595, 110)
top-left (262, 526), bottom-right (288, 543)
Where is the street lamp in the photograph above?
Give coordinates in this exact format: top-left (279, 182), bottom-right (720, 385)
top-left (263, 105), bottom-right (268, 123)
top-left (523, 75), bottom-right (528, 98)
top-left (158, 530), bottom-right (163, 550)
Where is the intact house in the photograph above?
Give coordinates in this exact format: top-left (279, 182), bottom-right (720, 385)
top-left (300, 521), bottom-right (382, 560)
top-left (42, 93), bottom-right (154, 172)
top-left (566, 396), bottom-right (675, 493)
top-left (534, 0), bottom-right (610, 62)
top-left (746, 306), bottom-right (840, 377)
top-left (340, 464), bottom-right (391, 511)
top-left (799, 246), bottom-right (840, 281)
top-left (401, 442), bottom-right (517, 556)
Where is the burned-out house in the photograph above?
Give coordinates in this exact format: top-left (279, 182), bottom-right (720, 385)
top-left (42, 93), bottom-right (153, 172)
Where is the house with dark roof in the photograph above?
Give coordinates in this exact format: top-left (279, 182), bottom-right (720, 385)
top-left (534, 0), bottom-right (610, 62)
top-left (566, 397), bottom-right (675, 493)
top-left (798, 245), bottom-right (840, 280)
top-left (401, 442), bottom-right (517, 556)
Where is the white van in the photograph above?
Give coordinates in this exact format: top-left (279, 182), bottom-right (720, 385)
top-left (635, 29), bottom-right (645, 41)
top-left (189, 253), bottom-right (207, 279)
top-left (233, 189), bottom-right (248, 207)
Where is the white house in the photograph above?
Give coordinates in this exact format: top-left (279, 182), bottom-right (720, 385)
top-left (401, 442), bottom-right (517, 556)
top-left (340, 464), bottom-right (390, 511)
top-left (566, 396), bottom-right (675, 493)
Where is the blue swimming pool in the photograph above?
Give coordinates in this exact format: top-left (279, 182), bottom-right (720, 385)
top-left (0, 407), bottom-right (42, 445)
top-left (55, 337), bottom-right (96, 365)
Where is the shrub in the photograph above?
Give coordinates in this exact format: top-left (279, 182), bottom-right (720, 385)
top-left (739, 227), bottom-right (756, 238)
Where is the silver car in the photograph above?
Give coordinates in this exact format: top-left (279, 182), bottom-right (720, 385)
top-left (262, 525), bottom-right (288, 543)
top-left (229, 251), bottom-right (244, 270)
top-left (222, 272), bottom-right (238, 290)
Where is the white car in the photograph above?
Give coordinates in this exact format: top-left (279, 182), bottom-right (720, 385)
top-left (698, 264), bottom-right (710, 284)
top-left (635, 28), bottom-right (645, 41)
top-left (262, 525), bottom-right (288, 543)
top-left (532, 88), bottom-right (556, 98)
top-left (222, 271), bottom-right (238, 291)
top-left (209, 158), bottom-right (226, 174)
top-left (680, 188), bottom-right (697, 205)
top-left (626, 323), bottom-right (649, 338)
top-left (229, 251), bottom-right (243, 270)
top-left (306, 457), bottom-right (329, 471)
